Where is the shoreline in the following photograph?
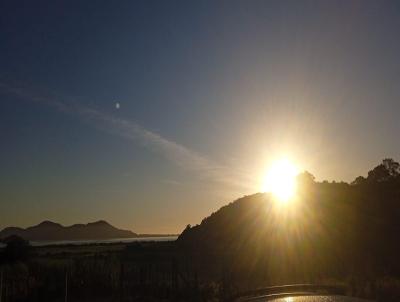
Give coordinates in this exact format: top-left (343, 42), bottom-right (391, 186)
top-left (1, 235), bottom-right (178, 248)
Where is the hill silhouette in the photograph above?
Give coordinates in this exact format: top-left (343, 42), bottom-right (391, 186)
top-left (0, 220), bottom-right (137, 241)
top-left (177, 159), bottom-right (400, 286)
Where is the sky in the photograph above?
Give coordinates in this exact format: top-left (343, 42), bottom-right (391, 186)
top-left (1, 1), bottom-right (400, 233)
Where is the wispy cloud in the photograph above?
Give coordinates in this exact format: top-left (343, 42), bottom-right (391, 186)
top-left (0, 82), bottom-right (256, 191)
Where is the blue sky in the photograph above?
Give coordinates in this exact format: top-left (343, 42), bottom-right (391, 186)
top-left (1, 1), bottom-right (400, 233)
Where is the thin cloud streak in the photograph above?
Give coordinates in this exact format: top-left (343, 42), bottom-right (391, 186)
top-left (0, 82), bottom-right (256, 191)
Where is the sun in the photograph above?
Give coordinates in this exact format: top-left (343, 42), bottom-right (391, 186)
top-left (262, 158), bottom-right (299, 202)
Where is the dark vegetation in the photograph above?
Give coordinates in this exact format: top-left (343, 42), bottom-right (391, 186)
top-left (1, 159), bottom-right (400, 301)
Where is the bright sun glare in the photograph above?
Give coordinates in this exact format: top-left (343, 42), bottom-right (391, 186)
top-left (262, 159), bottom-right (299, 202)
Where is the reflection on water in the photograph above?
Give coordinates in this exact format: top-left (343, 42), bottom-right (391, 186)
top-left (0, 236), bottom-right (177, 247)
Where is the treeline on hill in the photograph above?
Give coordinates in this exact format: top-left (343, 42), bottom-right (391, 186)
top-left (0, 159), bottom-right (400, 301)
top-left (177, 158), bottom-right (400, 298)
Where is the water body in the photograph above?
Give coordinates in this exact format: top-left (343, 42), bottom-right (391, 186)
top-left (0, 236), bottom-right (178, 247)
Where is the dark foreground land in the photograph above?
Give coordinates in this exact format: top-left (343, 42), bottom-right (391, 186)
top-left (0, 240), bottom-right (399, 302)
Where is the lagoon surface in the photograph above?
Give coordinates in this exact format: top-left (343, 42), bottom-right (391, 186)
top-left (0, 236), bottom-right (178, 247)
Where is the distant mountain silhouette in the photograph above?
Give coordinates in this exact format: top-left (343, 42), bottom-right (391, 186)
top-left (0, 220), bottom-right (137, 241)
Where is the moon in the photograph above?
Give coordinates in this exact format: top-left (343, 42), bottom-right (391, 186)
top-left (115, 102), bottom-right (120, 109)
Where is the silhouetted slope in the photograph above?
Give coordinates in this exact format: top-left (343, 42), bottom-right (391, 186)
top-left (178, 193), bottom-right (273, 252)
top-left (178, 176), bottom-right (400, 281)
top-left (0, 220), bottom-right (137, 241)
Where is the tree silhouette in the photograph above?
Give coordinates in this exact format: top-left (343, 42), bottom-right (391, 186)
top-left (366, 158), bottom-right (400, 182)
top-left (2, 235), bottom-right (31, 263)
top-left (351, 176), bottom-right (366, 185)
top-left (382, 158), bottom-right (400, 177)
top-left (296, 170), bottom-right (315, 185)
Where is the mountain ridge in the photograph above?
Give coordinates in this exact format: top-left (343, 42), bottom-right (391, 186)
top-left (0, 220), bottom-right (137, 241)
